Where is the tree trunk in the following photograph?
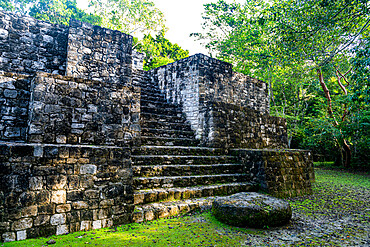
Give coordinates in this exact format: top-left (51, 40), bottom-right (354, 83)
top-left (342, 141), bottom-right (351, 168)
top-left (316, 68), bottom-right (352, 167)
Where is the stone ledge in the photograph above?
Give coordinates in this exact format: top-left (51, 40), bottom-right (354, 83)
top-left (132, 198), bottom-right (214, 223)
top-left (0, 141), bottom-right (128, 149)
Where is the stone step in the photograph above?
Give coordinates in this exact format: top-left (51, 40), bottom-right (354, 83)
top-left (133, 173), bottom-right (248, 190)
top-left (140, 136), bottom-right (200, 146)
top-left (139, 82), bottom-right (162, 90)
top-left (132, 155), bottom-right (237, 165)
top-left (132, 198), bottom-right (213, 223)
top-left (141, 128), bottom-right (195, 139)
top-left (140, 87), bottom-right (163, 96)
top-left (141, 112), bottom-right (186, 124)
top-left (140, 106), bottom-right (182, 116)
top-left (141, 99), bottom-right (181, 110)
top-left (133, 163), bottom-right (244, 177)
top-left (133, 182), bottom-right (258, 205)
top-left (140, 95), bottom-right (174, 103)
top-left (141, 120), bottom-right (192, 132)
top-left (140, 92), bottom-right (167, 101)
top-left (133, 146), bottom-right (226, 156)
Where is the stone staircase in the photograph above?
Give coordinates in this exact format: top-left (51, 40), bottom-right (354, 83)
top-left (131, 80), bottom-right (259, 223)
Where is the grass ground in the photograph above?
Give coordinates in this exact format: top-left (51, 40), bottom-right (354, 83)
top-left (2, 168), bottom-right (370, 247)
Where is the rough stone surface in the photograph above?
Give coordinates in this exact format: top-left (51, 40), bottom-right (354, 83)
top-left (236, 149), bottom-right (315, 198)
top-left (212, 192), bottom-right (292, 228)
top-left (148, 54), bottom-right (273, 142)
top-left (0, 143), bottom-right (133, 242)
top-left (0, 11), bottom-right (68, 75)
top-left (66, 20), bottom-right (133, 85)
top-left (204, 101), bottom-right (287, 148)
top-left (27, 73), bottom-right (140, 146)
top-left (0, 72), bottom-right (31, 141)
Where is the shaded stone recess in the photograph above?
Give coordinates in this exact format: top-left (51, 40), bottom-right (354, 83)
top-left (0, 72), bottom-right (31, 141)
top-left (27, 73), bottom-right (140, 146)
top-left (0, 11), bottom-right (68, 75)
top-left (0, 143), bottom-right (133, 242)
top-left (66, 20), bottom-right (133, 85)
top-left (204, 101), bottom-right (287, 148)
top-left (235, 149), bottom-right (315, 198)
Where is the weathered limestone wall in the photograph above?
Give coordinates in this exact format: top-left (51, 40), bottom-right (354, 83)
top-left (0, 11), bottom-right (68, 75)
top-left (149, 55), bottom-right (200, 136)
top-left (0, 72), bottom-right (31, 141)
top-left (0, 143), bottom-right (133, 242)
top-left (132, 51), bottom-right (144, 71)
top-left (204, 102), bottom-right (287, 148)
top-left (66, 20), bottom-right (133, 85)
top-left (0, 12), bottom-right (140, 242)
top-left (149, 54), bottom-right (276, 146)
top-left (0, 71), bottom-right (138, 242)
top-left (197, 54), bottom-right (269, 114)
top-left (236, 149), bottom-right (315, 198)
top-left (27, 73), bottom-right (140, 146)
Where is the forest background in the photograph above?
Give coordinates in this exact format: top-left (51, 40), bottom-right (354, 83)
top-left (1, 0), bottom-right (369, 170)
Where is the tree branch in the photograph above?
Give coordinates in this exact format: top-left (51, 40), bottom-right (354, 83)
top-left (317, 68), bottom-right (339, 126)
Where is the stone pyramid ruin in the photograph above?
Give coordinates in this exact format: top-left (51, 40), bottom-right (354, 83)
top-left (0, 11), bottom-right (314, 242)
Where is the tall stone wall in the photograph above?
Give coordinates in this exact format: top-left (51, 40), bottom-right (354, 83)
top-left (0, 13), bottom-right (140, 242)
top-left (0, 11), bottom-right (68, 75)
top-left (149, 54), bottom-right (275, 146)
top-left (0, 72), bottom-right (31, 141)
top-left (27, 73), bottom-right (140, 146)
top-left (204, 101), bottom-right (287, 148)
top-left (66, 20), bottom-right (133, 85)
top-left (197, 54), bottom-right (269, 114)
top-left (0, 72), bottom-right (138, 242)
top-left (0, 143), bottom-right (133, 242)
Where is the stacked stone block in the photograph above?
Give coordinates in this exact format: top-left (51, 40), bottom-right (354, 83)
top-left (197, 54), bottom-right (269, 114)
top-left (66, 20), bottom-right (133, 85)
top-left (28, 73), bottom-right (140, 146)
top-left (0, 11), bottom-right (68, 75)
top-left (148, 54), bottom-right (274, 143)
top-left (204, 101), bottom-right (287, 148)
top-left (0, 143), bottom-right (133, 242)
top-left (236, 149), bottom-right (315, 198)
top-left (0, 72), bottom-right (31, 141)
top-left (0, 71), bottom-right (138, 242)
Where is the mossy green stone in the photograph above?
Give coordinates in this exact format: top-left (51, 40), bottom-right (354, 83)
top-left (212, 192), bottom-right (292, 228)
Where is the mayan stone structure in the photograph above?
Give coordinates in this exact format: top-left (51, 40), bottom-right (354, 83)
top-left (0, 10), bottom-right (314, 242)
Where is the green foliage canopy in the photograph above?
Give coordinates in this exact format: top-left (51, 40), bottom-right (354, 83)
top-left (0, 0), bottom-right (102, 26)
top-left (196, 0), bottom-right (370, 168)
top-left (89, 0), bottom-right (166, 36)
top-left (135, 32), bottom-right (189, 71)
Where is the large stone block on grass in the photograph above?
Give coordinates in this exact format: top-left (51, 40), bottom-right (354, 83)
top-left (212, 192), bottom-right (292, 228)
